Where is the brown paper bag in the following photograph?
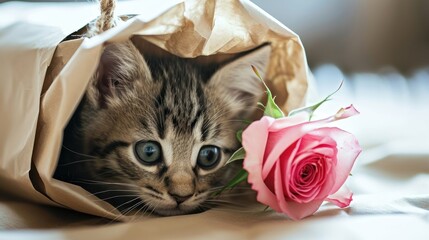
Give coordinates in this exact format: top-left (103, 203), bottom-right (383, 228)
top-left (0, 0), bottom-right (309, 219)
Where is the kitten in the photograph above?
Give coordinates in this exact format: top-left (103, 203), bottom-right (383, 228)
top-left (55, 39), bottom-right (271, 216)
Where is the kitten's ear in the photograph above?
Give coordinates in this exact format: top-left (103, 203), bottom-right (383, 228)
top-left (208, 45), bottom-right (271, 118)
top-left (86, 41), bottom-right (151, 108)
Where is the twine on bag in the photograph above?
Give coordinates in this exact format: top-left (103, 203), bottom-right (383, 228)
top-left (87, 0), bottom-right (119, 36)
top-left (97, 0), bottom-right (117, 33)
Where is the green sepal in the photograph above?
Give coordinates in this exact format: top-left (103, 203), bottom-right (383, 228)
top-left (213, 169), bottom-right (248, 196)
top-left (252, 66), bottom-right (284, 119)
top-left (225, 147), bottom-right (245, 165)
top-left (288, 81), bottom-right (343, 120)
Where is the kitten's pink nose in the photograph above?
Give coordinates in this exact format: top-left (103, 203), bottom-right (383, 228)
top-left (170, 193), bottom-right (192, 204)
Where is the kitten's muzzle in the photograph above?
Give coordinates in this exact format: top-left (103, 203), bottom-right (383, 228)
top-left (170, 193), bottom-right (192, 204)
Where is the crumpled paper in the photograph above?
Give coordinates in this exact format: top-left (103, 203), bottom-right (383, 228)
top-left (0, 0), bottom-right (309, 219)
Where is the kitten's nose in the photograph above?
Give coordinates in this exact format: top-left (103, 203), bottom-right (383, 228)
top-left (170, 193), bottom-right (192, 204)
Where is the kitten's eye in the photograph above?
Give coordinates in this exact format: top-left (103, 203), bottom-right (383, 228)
top-left (134, 141), bottom-right (162, 165)
top-left (197, 145), bottom-right (221, 170)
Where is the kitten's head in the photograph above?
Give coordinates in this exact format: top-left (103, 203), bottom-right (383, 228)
top-left (76, 41), bottom-right (270, 215)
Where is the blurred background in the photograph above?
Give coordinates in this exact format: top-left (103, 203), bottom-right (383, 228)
top-left (256, 0), bottom-right (429, 73)
top-left (3, 0), bottom-right (429, 73)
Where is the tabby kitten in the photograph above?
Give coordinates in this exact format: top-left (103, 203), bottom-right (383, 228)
top-left (55, 38), bottom-right (271, 215)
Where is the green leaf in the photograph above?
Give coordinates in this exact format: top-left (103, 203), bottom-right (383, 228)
top-left (251, 66), bottom-right (284, 119)
top-left (265, 95), bottom-right (284, 119)
top-left (288, 81), bottom-right (343, 120)
top-left (214, 169), bottom-right (248, 196)
top-left (225, 147), bottom-right (245, 165)
top-left (226, 169), bottom-right (248, 188)
top-left (236, 130), bottom-right (243, 142)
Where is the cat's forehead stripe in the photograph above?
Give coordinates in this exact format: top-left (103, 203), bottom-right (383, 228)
top-left (151, 64), bottom-right (210, 140)
top-left (154, 80), bottom-right (168, 139)
top-left (200, 115), bottom-right (210, 142)
top-left (140, 117), bottom-right (148, 129)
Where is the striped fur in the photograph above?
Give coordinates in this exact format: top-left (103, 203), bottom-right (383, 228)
top-left (55, 41), bottom-right (271, 216)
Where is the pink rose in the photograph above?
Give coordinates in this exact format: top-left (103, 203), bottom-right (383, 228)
top-left (242, 105), bottom-right (362, 220)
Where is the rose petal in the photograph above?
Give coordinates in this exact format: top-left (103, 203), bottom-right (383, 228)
top-left (269, 113), bottom-right (308, 131)
top-left (326, 185), bottom-right (353, 208)
top-left (279, 142), bottom-right (298, 200)
top-left (273, 161), bottom-right (290, 214)
top-left (290, 150), bottom-right (315, 166)
top-left (311, 146), bottom-right (337, 159)
top-left (277, 173), bottom-right (336, 220)
top-left (262, 106), bottom-right (359, 180)
top-left (263, 129), bottom-right (306, 178)
top-left (263, 138), bottom-right (300, 179)
top-left (288, 151), bottom-right (335, 203)
top-left (296, 134), bottom-right (324, 153)
top-left (334, 104), bottom-right (360, 120)
top-left (242, 117), bottom-right (281, 212)
top-left (242, 107), bottom-right (360, 220)
top-left (277, 152), bottom-right (337, 220)
top-left (274, 160), bottom-right (321, 220)
top-left (282, 200), bottom-right (325, 220)
top-left (308, 127), bottom-right (361, 194)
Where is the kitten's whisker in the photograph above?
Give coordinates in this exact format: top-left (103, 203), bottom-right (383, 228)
top-left (116, 197), bottom-right (143, 213)
top-left (118, 201), bottom-right (143, 216)
top-left (131, 202), bottom-right (150, 221)
top-left (139, 202), bottom-right (153, 218)
top-left (147, 201), bottom-right (160, 216)
top-left (96, 167), bottom-right (124, 178)
top-left (132, 199), bottom-right (155, 220)
top-left (73, 179), bottom-right (137, 188)
top-left (85, 189), bottom-right (134, 197)
top-left (95, 194), bottom-right (141, 202)
top-left (57, 158), bottom-right (100, 167)
top-left (123, 200), bottom-right (144, 216)
top-left (111, 197), bottom-right (143, 223)
top-left (62, 145), bottom-right (97, 159)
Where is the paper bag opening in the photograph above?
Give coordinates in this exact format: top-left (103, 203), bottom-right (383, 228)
top-left (1, 0), bottom-right (309, 220)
